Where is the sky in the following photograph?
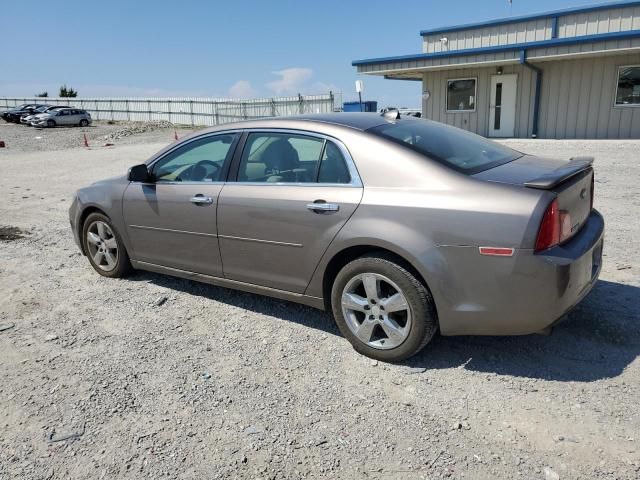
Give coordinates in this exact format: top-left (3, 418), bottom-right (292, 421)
top-left (1, 0), bottom-right (618, 108)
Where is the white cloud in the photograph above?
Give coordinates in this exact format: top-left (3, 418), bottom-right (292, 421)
top-left (265, 68), bottom-right (313, 95)
top-left (228, 80), bottom-right (257, 99)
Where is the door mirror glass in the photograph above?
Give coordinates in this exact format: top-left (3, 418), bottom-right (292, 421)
top-left (128, 164), bottom-right (151, 182)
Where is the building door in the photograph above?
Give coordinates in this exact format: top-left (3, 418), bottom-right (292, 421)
top-left (489, 74), bottom-right (517, 137)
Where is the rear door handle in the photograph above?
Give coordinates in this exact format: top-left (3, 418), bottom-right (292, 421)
top-left (190, 195), bottom-right (214, 205)
top-left (307, 201), bottom-right (339, 213)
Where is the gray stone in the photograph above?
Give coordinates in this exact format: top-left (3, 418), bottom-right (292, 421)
top-left (544, 466), bottom-right (560, 480)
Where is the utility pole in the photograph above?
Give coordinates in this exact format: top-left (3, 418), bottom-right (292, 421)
top-left (355, 80), bottom-right (364, 112)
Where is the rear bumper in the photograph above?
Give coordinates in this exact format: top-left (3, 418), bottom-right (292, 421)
top-left (436, 209), bottom-right (604, 336)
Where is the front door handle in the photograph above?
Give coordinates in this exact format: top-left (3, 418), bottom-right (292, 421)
top-left (190, 195), bottom-right (214, 205)
top-left (307, 201), bottom-right (339, 213)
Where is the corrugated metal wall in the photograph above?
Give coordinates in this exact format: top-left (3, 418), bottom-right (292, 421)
top-left (421, 52), bottom-right (640, 139)
top-left (559, 5), bottom-right (640, 37)
top-left (423, 19), bottom-right (552, 53)
top-left (422, 64), bottom-right (536, 138)
top-left (422, 4), bottom-right (640, 54)
top-left (0, 94), bottom-right (339, 126)
top-left (537, 52), bottom-right (640, 138)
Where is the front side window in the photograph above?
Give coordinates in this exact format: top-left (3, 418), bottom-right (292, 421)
top-left (615, 65), bottom-right (640, 106)
top-left (369, 119), bottom-right (522, 174)
top-left (446, 78), bottom-right (476, 112)
top-left (152, 134), bottom-right (237, 182)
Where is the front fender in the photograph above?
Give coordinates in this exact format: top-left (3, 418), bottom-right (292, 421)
top-left (72, 176), bottom-right (132, 256)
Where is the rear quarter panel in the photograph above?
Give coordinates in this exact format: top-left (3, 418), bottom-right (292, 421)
top-left (305, 134), bottom-right (550, 333)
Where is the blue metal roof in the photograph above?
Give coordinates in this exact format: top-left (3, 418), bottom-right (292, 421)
top-left (352, 28), bottom-right (640, 67)
top-left (419, 0), bottom-right (640, 36)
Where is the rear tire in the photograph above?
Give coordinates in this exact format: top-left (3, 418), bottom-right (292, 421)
top-left (46, 119), bottom-right (56, 128)
top-left (331, 253), bottom-right (438, 362)
top-left (82, 213), bottom-right (132, 278)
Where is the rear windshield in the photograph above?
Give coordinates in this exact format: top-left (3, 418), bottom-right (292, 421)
top-left (368, 119), bottom-right (522, 174)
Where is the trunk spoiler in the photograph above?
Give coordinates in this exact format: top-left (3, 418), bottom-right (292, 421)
top-left (524, 156), bottom-right (594, 189)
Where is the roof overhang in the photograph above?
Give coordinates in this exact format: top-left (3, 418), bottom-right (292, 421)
top-left (353, 29), bottom-right (640, 78)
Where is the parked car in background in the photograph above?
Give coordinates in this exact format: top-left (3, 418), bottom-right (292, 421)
top-left (19, 105), bottom-right (51, 124)
top-left (20, 105), bottom-right (70, 125)
top-left (30, 108), bottom-right (92, 128)
top-left (1, 104), bottom-right (49, 123)
top-left (69, 112), bottom-right (604, 362)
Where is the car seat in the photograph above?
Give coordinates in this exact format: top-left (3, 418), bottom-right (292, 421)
top-left (261, 139), bottom-right (301, 182)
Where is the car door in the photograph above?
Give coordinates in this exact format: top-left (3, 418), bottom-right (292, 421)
top-left (122, 132), bottom-right (240, 276)
top-left (217, 130), bottom-right (363, 293)
top-left (67, 109), bottom-right (81, 125)
top-left (56, 110), bottom-right (71, 125)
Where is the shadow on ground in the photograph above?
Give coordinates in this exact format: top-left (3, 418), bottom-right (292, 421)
top-left (404, 280), bottom-right (640, 382)
top-left (130, 271), bottom-right (340, 336)
top-left (133, 273), bottom-right (639, 382)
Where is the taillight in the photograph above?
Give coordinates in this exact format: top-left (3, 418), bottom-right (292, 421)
top-left (590, 172), bottom-right (594, 211)
top-left (535, 198), bottom-right (572, 252)
top-left (535, 199), bottom-right (560, 252)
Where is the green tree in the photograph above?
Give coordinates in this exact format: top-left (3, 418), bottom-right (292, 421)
top-left (35, 91), bottom-right (48, 97)
top-left (59, 85), bottom-right (78, 98)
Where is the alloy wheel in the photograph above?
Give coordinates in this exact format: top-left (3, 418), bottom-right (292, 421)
top-left (86, 221), bottom-right (118, 271)
top-left (341, 273), bottom-right (412, 350)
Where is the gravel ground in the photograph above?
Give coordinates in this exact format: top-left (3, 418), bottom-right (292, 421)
top-left (0, 120), bottom-right (196, 153)
top-left (0, 128), bottom-right (638, 480)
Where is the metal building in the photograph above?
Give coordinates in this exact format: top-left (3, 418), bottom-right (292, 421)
top-left (353, 0), bottom-right (640, 139)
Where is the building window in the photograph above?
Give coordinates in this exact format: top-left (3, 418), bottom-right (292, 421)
top-left (615, 65), bottom-right (640, 106)
top-left (446, 78), bottom-right (476, 112)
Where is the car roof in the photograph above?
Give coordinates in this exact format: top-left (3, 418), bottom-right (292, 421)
top-left (147, 112), bottom-right (420, 164)
top-left (279, 113), bottom-right (389, 131)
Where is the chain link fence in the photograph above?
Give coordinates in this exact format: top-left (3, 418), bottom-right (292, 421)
top-left (0, 92), bottom-right (342, 126)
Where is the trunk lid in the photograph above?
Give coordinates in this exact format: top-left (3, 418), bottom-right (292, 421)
top-left (474, 155), bottom-right (594, 242)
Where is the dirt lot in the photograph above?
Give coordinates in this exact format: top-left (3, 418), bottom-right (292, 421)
top-left (0, 122), bottom-right (639, 480)
top-left (0, 120), bottom-right (196, 153)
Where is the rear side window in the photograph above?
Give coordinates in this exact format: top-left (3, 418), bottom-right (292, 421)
top-left (368, 120), bottom-right (522, 174)
top-left (237, 132), bottom-right (352, 184)
top-left (318, 141), bottom-right (351, 184)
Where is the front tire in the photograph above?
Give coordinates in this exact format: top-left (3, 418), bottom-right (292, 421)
top-left (82, 213), bottom-right (131, 278)
top-left (331, 253), bottom-right (438, 362)
top-left (79, 119), bottom-right (89, 127)
top-left (46, 119), bottom-right (56, 128)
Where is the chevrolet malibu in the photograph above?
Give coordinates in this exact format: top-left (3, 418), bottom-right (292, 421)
top-left (69, 113), bottom-right (604, 362)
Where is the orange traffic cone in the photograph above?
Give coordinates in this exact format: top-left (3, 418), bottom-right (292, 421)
top-left (174, 130), bottom-right (179, 141)
top-left (83, 133), bottom-right (90, 148)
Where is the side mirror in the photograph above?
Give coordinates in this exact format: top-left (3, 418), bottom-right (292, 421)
top-left (128, 164), bottom-right (151, 182)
